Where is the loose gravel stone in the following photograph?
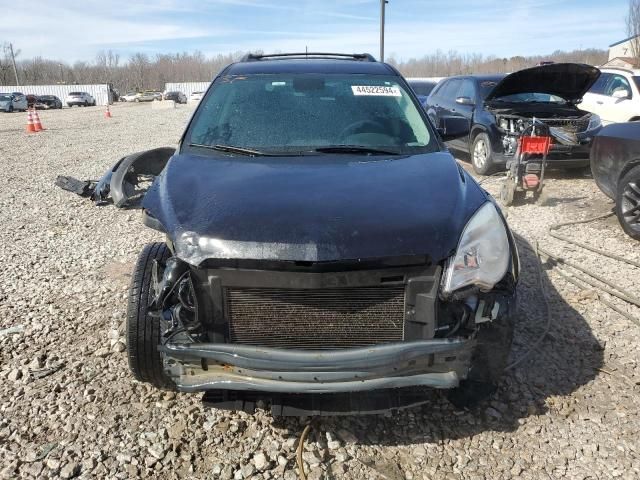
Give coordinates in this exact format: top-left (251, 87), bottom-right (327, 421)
top-left (0, 103), bottom-right (639, 480)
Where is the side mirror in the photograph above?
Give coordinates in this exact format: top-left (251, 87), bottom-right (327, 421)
top-left (612, 89), bottom-right (630, 100)
top-left (455, 96), bottom-right (475, 106)
top-left (439, 117), bottom-right (470, 141)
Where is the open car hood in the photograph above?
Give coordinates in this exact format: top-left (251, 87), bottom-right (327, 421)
top-left (485, 63), bottom-right (600, 103)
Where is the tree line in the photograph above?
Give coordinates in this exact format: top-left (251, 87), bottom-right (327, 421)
top-left (0, 46), bottom-right (608, 92)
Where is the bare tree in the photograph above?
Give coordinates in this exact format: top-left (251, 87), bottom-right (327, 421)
top-left (627, 0), bottom-right (640, 61)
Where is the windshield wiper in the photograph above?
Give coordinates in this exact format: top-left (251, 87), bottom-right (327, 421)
top-left (314, 145), bottom-right (400, 155)
top-left (189, 143), bottom-right (274, 157)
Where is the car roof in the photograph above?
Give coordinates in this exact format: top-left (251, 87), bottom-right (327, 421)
top-left (224, 58), bottom-right (396, 76)
top-left (600, 67), bottom-right (640, 75)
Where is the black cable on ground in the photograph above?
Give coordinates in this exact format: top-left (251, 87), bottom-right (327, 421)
top-left (548, 211), bottom-right (640, 269)
top-left (551, 266), bottom-right (640, 328)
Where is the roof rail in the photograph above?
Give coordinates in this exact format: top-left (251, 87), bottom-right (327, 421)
top-left (240, 52), bottom-right (377, 63)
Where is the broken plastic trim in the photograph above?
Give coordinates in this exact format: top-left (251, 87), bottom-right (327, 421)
top-left (56, 147), bottom-right (175, 209)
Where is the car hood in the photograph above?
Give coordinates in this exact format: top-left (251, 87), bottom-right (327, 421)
top-left (142, 152), bottom-right (488, 265)
top-left (485, 63), bottom-right (600, 103)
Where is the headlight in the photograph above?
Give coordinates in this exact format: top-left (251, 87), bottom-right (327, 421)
top-left (442, 202), bottom-right (510, 294)
top-left (498, 118), bottom-right (509, 131)
top-left (587, 114), bottom-right (601, 131)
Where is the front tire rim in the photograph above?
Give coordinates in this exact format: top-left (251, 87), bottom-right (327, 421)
top-left (473, 139), bottom-right (488, 169)
top-left (622, 180), bottom-right (640, 232)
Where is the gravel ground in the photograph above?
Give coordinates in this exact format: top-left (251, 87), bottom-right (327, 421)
top-left (1, 103), bottom-right (639, 480)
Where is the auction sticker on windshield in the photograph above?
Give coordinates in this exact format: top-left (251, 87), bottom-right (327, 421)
top-left (351, 85), bottom-right (401, 97)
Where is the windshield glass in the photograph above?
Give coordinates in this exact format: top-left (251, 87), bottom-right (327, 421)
top-left (184, 74), bottom-right (435, 155)
top-left (634, 76), bottom-right (640, 91)
top-left (0, 95), bottom-right (11, 101)
top-left (492, 92), bottom-right (565, 103)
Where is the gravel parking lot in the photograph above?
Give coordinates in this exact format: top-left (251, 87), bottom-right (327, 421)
top-left (1, 103), bottom-right (639, 480)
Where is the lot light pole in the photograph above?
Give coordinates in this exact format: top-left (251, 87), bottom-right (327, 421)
top-left (380, 0), bottom-right (388, 62)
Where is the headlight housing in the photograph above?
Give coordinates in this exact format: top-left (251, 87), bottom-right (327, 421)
top-left (587, 113), bottom-right (601, 131)
top-left (442, 202), bottom-right (510, 294)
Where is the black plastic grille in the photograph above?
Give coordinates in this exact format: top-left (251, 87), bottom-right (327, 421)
top-left (225, 286), bottom-right (405, 349)
top-left (542, 116), bottom-right (591, 133)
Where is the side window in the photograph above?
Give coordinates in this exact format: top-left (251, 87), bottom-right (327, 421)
top-left (458, 79), bottom-right (476, 101)
top-left (430, 81), bottom-right (446, 100)
top-left (603, 74), bottom-right (632, 98)
top-left (441, 79), bottom-right (462, 100)
top-left (589, 73), bottom-right (610, 94)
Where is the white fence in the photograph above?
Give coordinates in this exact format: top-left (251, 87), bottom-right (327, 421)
top-left (0, 84), bottom-right (111, 105)
top-left (164, 82), bottom-right (211, 98)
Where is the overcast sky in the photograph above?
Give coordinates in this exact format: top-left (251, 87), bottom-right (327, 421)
top-left (1, 0), bottom-right (630, 62)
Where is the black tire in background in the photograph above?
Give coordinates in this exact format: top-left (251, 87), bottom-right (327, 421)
top-left (470, 133), bottom-right (495, 176)
top-left (615, 165), bottom-right (640, 241)
top-left (126, 242), bottom-right (176, 389)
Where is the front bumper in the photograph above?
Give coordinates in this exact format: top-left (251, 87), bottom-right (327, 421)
top-left (160, 339), bottom-right (474, 393)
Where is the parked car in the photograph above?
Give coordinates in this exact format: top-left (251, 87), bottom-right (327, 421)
top-left (425, 63), bottom-right (603, 174)
top-left (163, 91), bottom-right (187, 104)
top-left (136, 91), bottom-right (157, 102)
top-left (591, 122), bottom-right (640, 240)
top-left (189, 91), bottom-right (203, 102)
top-left (406, 79), bottom-right (438, 107)
top-left (65, 91), bottom-right (96, 107)
top-left (35, 95), bottom-right (63, 109)
top-left (581, 67), bottom-right (640, 125)
top-left (151, 91), bottom-right (163, 101)
top-left (121, 92), bottom-right (140, 102)
top-left (123, 52), bottom-right (519, 413)
top-left (0, 92), bottom-right (27, 112)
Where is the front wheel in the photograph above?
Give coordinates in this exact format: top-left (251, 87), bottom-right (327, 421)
top-left (471, 133), bottom-right (495, 176)
top-left (616, 165), bottom-right (640, 241)
top-left (7, 105), bottom-right (13, 113)
top-left (126, 242), bottom-right (176, 389)
top-left (447, 310), bottom-right (514, 409)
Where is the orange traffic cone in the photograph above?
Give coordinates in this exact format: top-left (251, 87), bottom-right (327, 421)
top-left (104, 104), bottom-right (112, 118)
top-left (25, 109), bottom-right (37, 133)
top-left (32, 108), bottom-right (44, 131)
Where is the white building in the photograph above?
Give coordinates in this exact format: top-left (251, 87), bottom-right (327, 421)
top-left (609, 35), bottom-right (640, 61)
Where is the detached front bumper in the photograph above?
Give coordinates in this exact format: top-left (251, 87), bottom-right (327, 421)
top-left (160, 338), bottom-right (475, 394)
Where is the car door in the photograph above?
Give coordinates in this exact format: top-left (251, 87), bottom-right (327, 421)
top-left (447, 78), bottom-right (476, 151)
top-left (601, 73), bottom-right (636, 123)
top-left (425, 80), bottom-right (449, 126)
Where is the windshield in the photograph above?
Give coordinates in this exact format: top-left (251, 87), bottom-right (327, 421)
top-left (0, 95), bottom-right (11, 101)
top-left (634, 76), bottom-right (640, 91)
top-left (492, 92), bottom-right (566, 103)
top-left (184, 74), bottom-right (434, 155)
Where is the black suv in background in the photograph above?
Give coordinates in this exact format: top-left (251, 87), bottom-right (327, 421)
top-left (426, 64), bottom-right (603, 174)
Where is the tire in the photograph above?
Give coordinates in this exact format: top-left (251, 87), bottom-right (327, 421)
top-left (7, 105), bottom-right (13, 113)
top-left (470, 133), bottom-right (495, 176)
top-left (84, 101), bottom-right (88, 107)
top-left (447, 310), bottom-right (515, 409)
top-left (615, 165), bottom-right (640, 241)
top-left (127, 242), bottom-right (176, 389)
top-left (134, 98), bottom-right (140, 103)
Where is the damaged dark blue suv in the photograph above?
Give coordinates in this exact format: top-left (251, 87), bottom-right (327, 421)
top-left (126, 53), bottom-right (519, 414)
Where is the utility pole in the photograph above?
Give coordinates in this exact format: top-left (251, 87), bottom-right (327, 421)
top-left (8, 43), bottom-right (19, 85)
top-left (379, 0), bottom-right (388, 62)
